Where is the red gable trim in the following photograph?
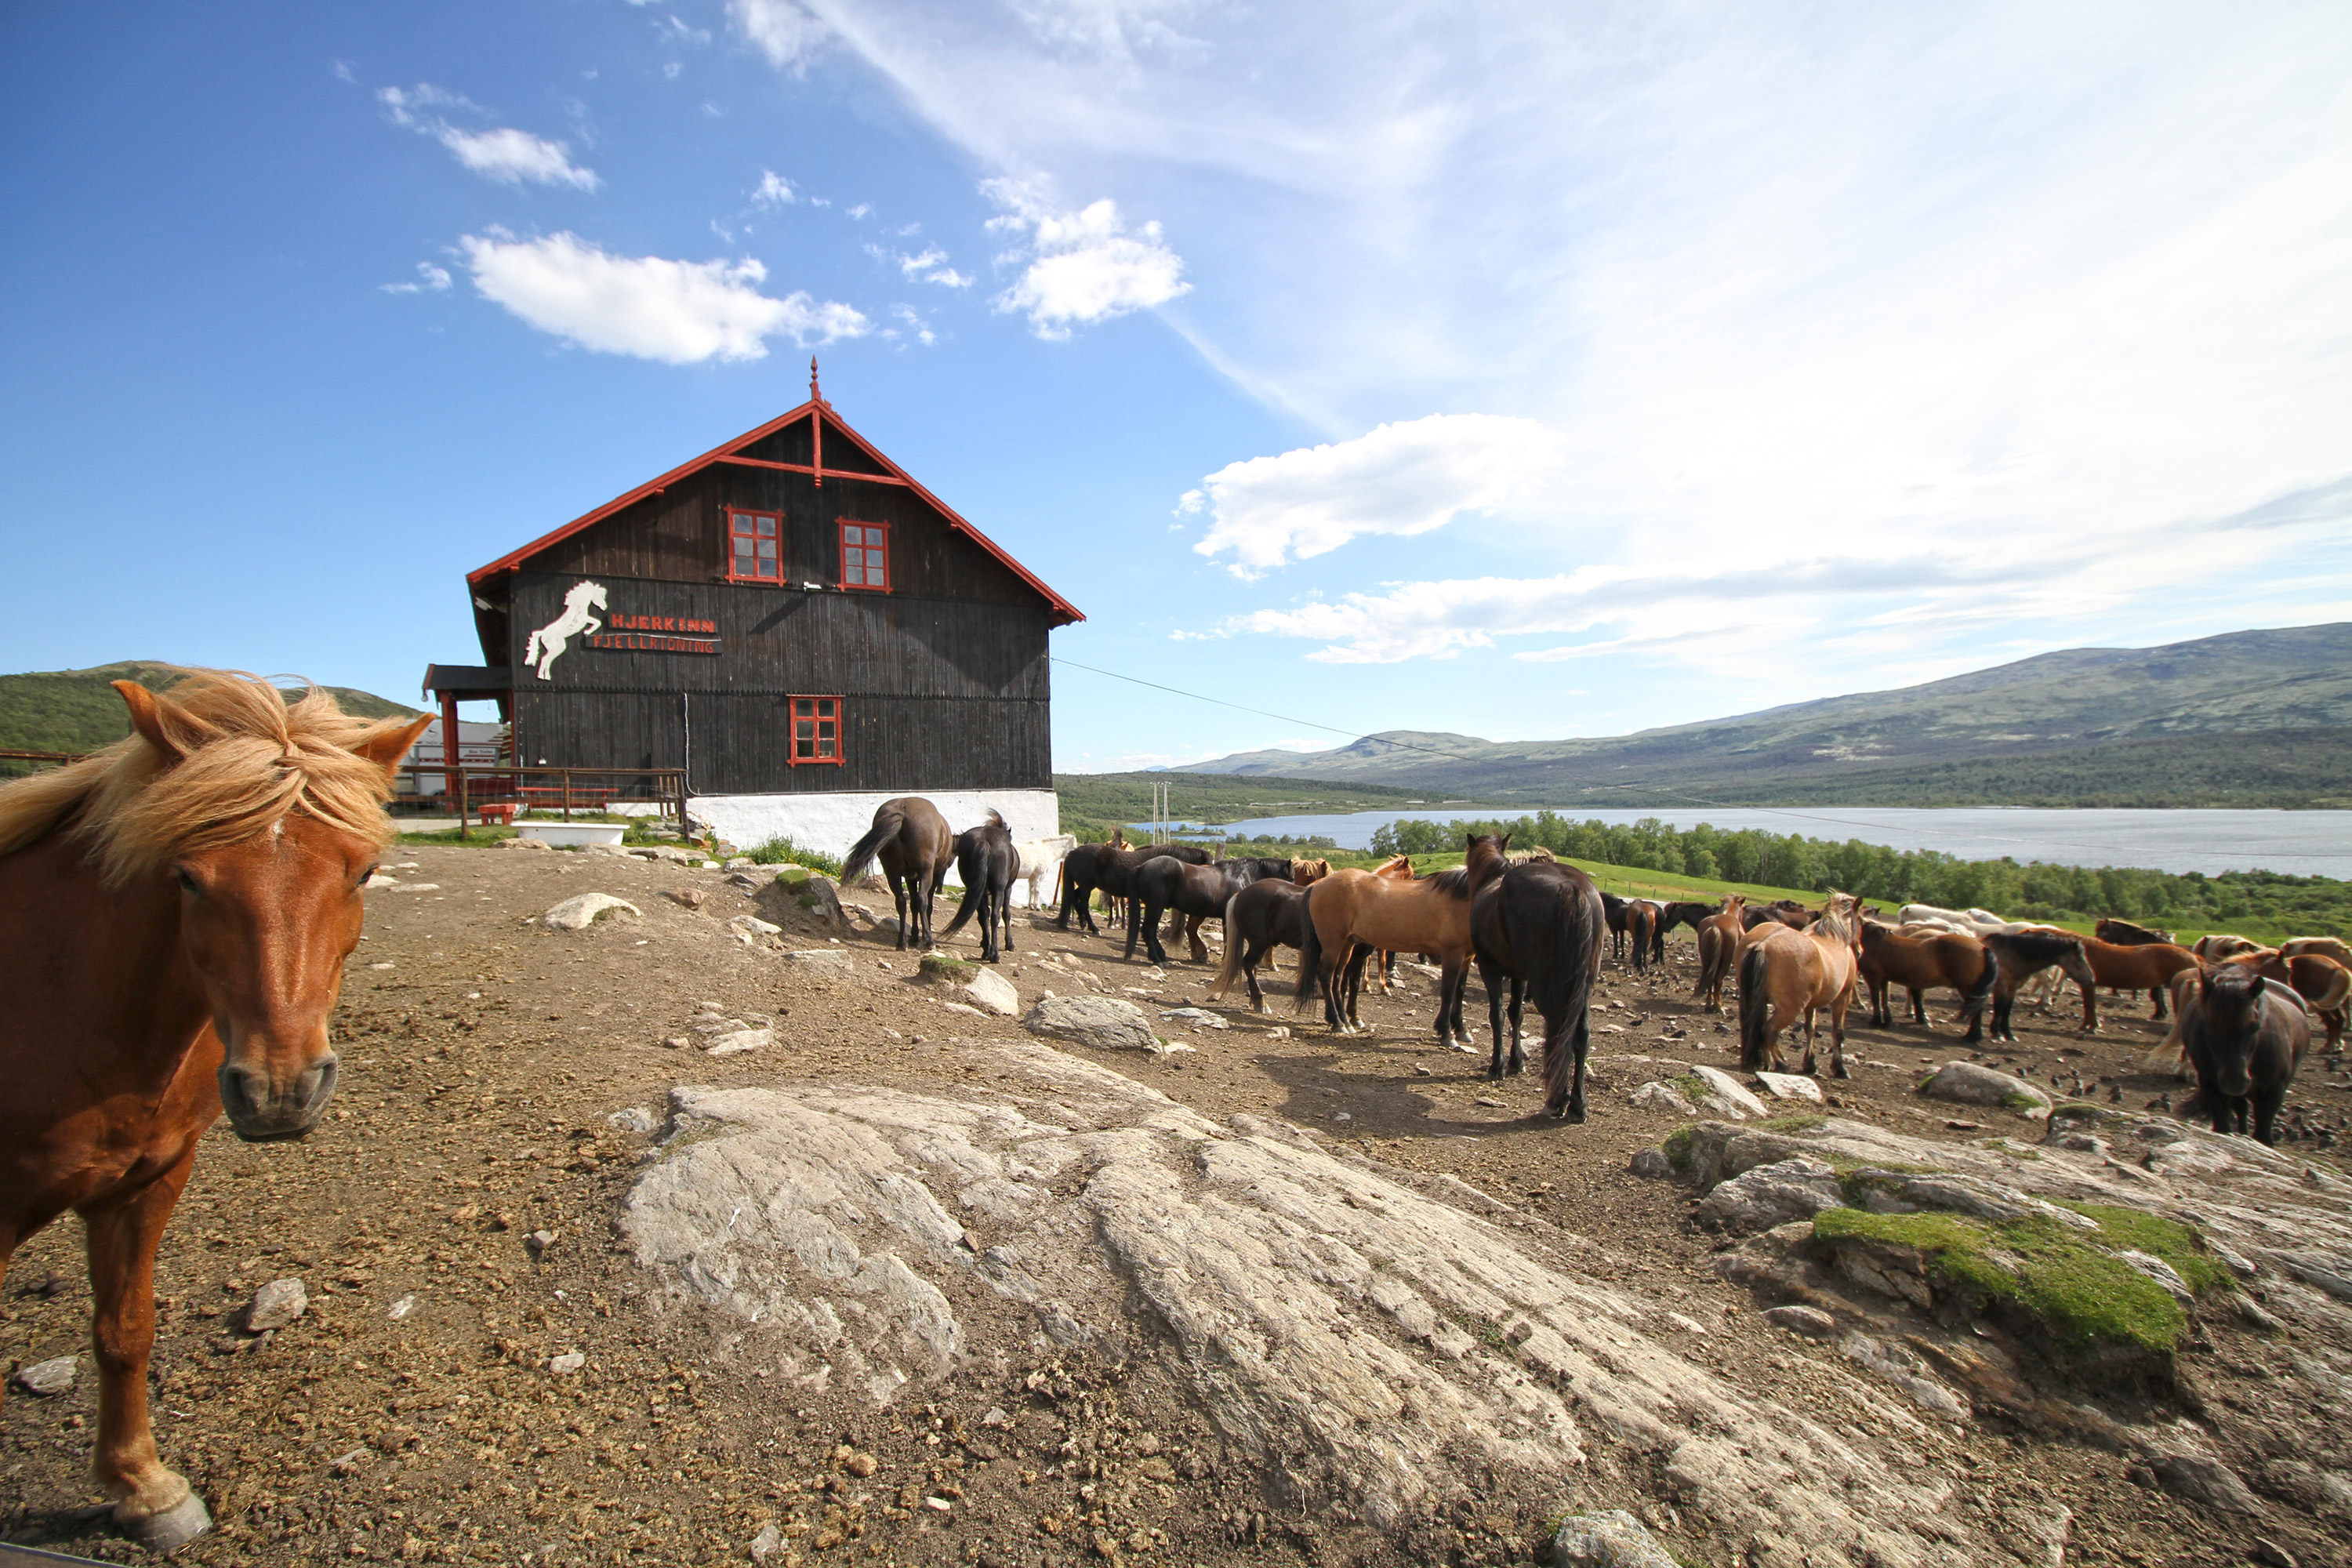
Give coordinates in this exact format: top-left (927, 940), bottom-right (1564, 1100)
top-left (466, 399), bottom-right (1085, 627)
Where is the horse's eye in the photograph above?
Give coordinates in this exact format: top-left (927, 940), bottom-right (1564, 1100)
top-left (175, 867), bottom-right (201, 895)
top-left (359, 865), bottom-right (379, 887)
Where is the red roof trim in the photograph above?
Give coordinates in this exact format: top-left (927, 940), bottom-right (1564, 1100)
top-left (466, 399), bottom-right (1085, 626)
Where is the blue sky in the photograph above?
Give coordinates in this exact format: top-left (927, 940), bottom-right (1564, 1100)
top-left (3, 2), bottom-right (2347, 773)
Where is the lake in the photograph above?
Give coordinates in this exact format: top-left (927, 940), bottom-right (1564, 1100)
top-left (1135, 807), bottom-right (2352, 880)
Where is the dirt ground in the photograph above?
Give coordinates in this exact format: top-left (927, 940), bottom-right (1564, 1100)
top-left (4, 844), bottom-right (2349, 1567)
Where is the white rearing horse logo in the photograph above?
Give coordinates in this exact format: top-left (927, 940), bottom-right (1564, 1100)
top-left (524, 581), bottom-right (608, 680)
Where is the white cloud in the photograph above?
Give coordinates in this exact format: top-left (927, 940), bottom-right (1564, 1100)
top-left (458, 231), bottom-right (868, 363)
top-left (983, 179), bottom-right (1187, 338)
top-left (379, 84), bottom-right (599, 191)
top-left (730, 0), bottom-right (829, 70)
top-left (753, 169), bottom-right (797, 205)
top-left (888, 303), bottom-right (937, 346)
top-left (380, 262), bottom-right (453, 296)
top-left (848, 202), bottom-right (874, 220)
top-left (1184, 413), bottom-right (1564, 576)
top-left (867, 244), bottom-right (971, 288)
top-left (437, 126), bottom-right (601, 191)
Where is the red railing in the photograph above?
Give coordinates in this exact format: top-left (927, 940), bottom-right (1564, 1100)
top-left (394, 764), bottom-right (691, 840)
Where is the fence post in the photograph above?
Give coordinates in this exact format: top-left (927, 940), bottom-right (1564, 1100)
top-left (456, 768), bottom-right (469, 841)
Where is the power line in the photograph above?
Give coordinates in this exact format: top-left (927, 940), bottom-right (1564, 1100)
top-left (1050, 654), bottom-right (2207, 862)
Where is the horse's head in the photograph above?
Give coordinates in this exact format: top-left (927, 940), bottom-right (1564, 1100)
top-left (1291, 858), bottom-right (1330, 885)
top-left (115, 680), bottom-right (431, 1142)
top-left (2194, 960), bottom-right (2269, 1098)
top-left (576, 581), bottom-right (609, 611)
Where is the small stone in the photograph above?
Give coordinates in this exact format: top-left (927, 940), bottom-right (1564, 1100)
top-left (964, 968), bottom-right (1021, 1016)
top-left (606, 1107), bottom-right (658, 1134)
top-left (662, 1036), bottom-right (691, 1050)
top-left (549, 1351), bottom-right (586, 1374)
top-left (1159, 1007), bottom-right (1229, 1029)
top-left (840, 1451), bottom-right (878, 1478)
top-left (704, 1029), bottom-right (773, 1056)
top-left (1751, 1070), bottom-right (1824, 1103)
top-left (750, 1522), bottom-right (785, 1563)
top-left (785, 948), bottom-right (852, 966)
top-left (2150, 1454), bottom-right (2259, 1514)
top-left (981, 1405), bottom-right (1011, 1427)
top-left (1264, 1025), bottom-right (1291, 1040)
top-left (1918, 1060), bottom-right (2050, 1114)
top-left (729, 914), bottom-right (782, 938)
top-left (12, 1355), bottom-right (76, 1397)
top-left (1552, 1508), bottom-right (1679, 1568)
top-left (2251, 1537), bottom-right (2299, 1568)
top-left (526, 1229), bottom-right (559, 1258)
top-left (1764, 1305), bottom-right (1837, 1338)
top-left (667, 887), bottom-right (707, 909)
top-left (1024, 995), bottom-right (1161, 1052)
top-left (1628, 1148), bottom-right (1674, 1179)
top-left (242, 1278), bottom-right (308, 1333)
top-left (539, 893), bottom-right (642, 931)
top-left (1631, 1080), bottom-right (1696, 1116)
top-left (387, 1294), bottom-right (416, 1320)
top-left (1475, 1095), bottom-right (1504, 1108)
top-left (1688, 1064), bottom-right (1769, 1118)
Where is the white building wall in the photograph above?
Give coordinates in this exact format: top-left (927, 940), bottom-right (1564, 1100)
top-left (670, 789), bottom-right (1062, 881)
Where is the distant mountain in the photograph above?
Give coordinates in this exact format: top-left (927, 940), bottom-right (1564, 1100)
top-left (0, 662), bottom-right (419, 756)
top-left (1167, 622), bottom-right (2352, 808)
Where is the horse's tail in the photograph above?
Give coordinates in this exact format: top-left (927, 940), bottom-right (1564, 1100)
top-left (1958, 945), bottom-right (1999, 1020)
top-left (841, 807), bottom-right (903, 884)
top-left (1294, 885), bottom-right (1325, 1015)
top-left (1519, 887), bottom-right (1602, 1113)
top-left (1737, 944), bottom-right (1771, 1069)
top-left (985, 808), bottom-right (1007, 831)
top-left (1207, 891), bottom-right (1246, 1001)
top-left (939, 835), bottom-right (989, 938)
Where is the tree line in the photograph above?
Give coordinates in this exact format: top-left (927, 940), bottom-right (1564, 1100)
top-left (1367, 813), bottom-right (2348, 934)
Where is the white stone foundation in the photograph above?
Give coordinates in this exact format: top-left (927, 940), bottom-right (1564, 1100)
top-left (669, 789), bottom-right (1062, 880)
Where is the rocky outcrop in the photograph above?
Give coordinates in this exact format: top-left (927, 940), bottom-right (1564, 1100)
top-left (1918, 1061), bottom-right (2049, 1114)
top-left (1022, 995), bottom-right (1161, 1052)
top-left (619, 1044), bottom-right (1986, 1558)
top-left (538, 893), bottom-right (641, 930)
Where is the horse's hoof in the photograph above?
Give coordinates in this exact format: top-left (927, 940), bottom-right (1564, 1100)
top-left (124, 1491), bottom-right (212, 1554)
top-left (1832, 1063), bottom-right (1851, 1080)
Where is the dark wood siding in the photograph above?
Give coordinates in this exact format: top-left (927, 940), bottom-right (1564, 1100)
top-left (505, 571), bottom-right (1051, 793)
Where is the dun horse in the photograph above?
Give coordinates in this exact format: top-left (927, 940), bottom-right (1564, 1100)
top-left (1297, 835), bottom-right (1510, 1047)
top-left (0, 672), bottom-right (430, 1551)
top-left (1736, 891), bottom-right (1864, 1076)
top-left (842, 797), bottom-right (955, 951)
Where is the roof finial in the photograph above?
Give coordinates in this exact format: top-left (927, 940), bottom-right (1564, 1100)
top-left (809, 356), bottom-right (821, 404)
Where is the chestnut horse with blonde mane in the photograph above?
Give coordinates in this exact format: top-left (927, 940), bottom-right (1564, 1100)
top-left (0, 672), bottom-right (430, 1551)
top-left (1737, 891), bottom-right (1866, 1076)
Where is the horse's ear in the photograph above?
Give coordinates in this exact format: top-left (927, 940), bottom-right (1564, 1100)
top-left (352, 715), bottom-right (437, 779)
top-left (114, 680), bottom-right (193, 762)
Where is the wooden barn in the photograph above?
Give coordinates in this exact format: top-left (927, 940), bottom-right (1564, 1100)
top-left (425, 367), bottom-right (1082, 852)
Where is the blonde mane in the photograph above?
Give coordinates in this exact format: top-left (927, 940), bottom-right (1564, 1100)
top-left (0, 669), bottom-right (416, 884)
top-left (1812, 891), bottom-right (1864, 945)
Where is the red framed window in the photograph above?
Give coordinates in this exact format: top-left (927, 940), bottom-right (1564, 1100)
top-left (728, 509), bottom-right (782, 582)
top-left (789, 695), bottom-right (842, 764)
top-left (839, 521), bottom-right (890, 591)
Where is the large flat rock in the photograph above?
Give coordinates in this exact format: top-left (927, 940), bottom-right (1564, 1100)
top-left (621, 1043), bottom-right (1984, 1559)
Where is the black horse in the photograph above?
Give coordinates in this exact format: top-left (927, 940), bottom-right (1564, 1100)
top-left (1083, 841), bottom-right (1213, 941)
top-left (1207, 878), bottom-right (1312, 1014)
top-left (1976, 928), bottom-right (2099, 1043)
top-left (1125, 855), bottom-right (1291, 966)
top-left (2180, 962), bottom-right (2307, 1144)
top-left (1470, 858), bottom-right (1606, 1119)
top-left (842, 797), bottom-right (954, 952)
top-left (1659, 900), bottom-right (1719, 947)
top-left (940, 811), bottom-right (1020, 963)
top-left (1054, 837), bottom-right (1129, 933)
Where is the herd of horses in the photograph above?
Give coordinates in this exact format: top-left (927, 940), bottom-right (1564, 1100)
top-left (0, 673), bottom-right (2342, 1554)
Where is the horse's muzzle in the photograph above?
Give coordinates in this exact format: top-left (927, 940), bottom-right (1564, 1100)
top-left (218, 1053), bottom-right (338, 1142)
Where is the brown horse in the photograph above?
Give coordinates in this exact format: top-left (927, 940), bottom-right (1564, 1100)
top-left (1857, 921), bottom-right (2000, 1039)
top-left (1361, 853), bottom-right (1418, 996)
top-left (2282, 935), bottom-right (2352, 969)
top-left (1297, 835), bottom-right (1511, 1047)
top-left (0, 672), bottom-right (430, 1551)
top-left (1204, 859), bottom-right (1332, 1014)
top-left (2194, 933), bottom-right (2260, 960)
top-left (1624, 898), bottom-right (1663, 973)
top-left (842, 797), bottom-right (956, 950)
top-left (1692, 895), bottom-right (1745, 1011)
top-left (1736, 891), bottom-right (1864, 1076)
top-left (2078, 937), bottom-right (2198, 1021)
top-left (2093, 916), bottom-right (2176, 946)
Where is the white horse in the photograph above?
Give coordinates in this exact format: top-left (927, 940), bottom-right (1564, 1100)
top-left (1896, 902), bottom-right (2009, 932)
top-left (524, 581), bottom-right (608, 679)
top-left (1014, 833), bottom-right (1078, 909)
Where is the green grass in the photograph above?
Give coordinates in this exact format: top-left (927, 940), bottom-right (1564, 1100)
top-left (1810, 1204), bottom-right (2223, 1356)
top-left (743, 836), bottom-right (845, 878)
top-left (1661, 1127), bottom-right (1696, 1173)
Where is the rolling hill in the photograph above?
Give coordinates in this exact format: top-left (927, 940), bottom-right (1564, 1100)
top-left (1166, 622), bottom-right (2352, 808)
top-left (0, 662), bottom-right (419, 757)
